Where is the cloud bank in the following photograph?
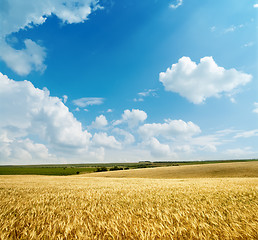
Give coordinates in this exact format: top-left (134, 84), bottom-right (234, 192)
top-left (0, 72), bottom-right (92, 162)
top-left (0, 71), bottom-right (256, 163)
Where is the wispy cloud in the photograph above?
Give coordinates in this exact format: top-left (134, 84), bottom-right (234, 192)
top-left (138, 89), bottom-right (157, 97)
top-left (63, 95), bottom-right (68, 103)
top-left (224, 25), bottom-right (237, 33)
top-left (223, 24), bottom-right (244, 34)
top-left (134, 89), bottom-right (157, 102)
top-left (254, 4), bottom-right (258, 8)
top-left (253, 102), bottom-right (258, 113)
top-left (210, 26), bottom-right (216, 32)
top-left (234, 130), bottom-right (258, 139)
top-left (73, 97), bottom-right (105, 108)
top-left (225, 147), bottom-right (255, 158)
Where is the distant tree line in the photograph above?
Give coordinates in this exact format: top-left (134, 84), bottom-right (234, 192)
top-left (95, 166), bottom-right (129, 172)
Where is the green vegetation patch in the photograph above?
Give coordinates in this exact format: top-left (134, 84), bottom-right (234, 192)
top-left (0, 166), bottom-right (96, 176)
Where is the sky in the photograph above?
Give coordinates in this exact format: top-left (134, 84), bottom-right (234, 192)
top-left (0, 0), bottom-right (257, 164)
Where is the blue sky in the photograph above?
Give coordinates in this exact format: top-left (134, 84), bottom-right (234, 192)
top-left (0, 0), bottom-right (257, 164)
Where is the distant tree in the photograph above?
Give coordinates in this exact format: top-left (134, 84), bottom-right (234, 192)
top-left (109, 166), bottom-right (123, 171)
top-left (96, 167), bottom-right (108, 172)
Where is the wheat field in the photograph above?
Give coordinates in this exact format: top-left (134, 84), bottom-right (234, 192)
top-left (84, 161), bottom-right (258, 179)
top-left (0, 175), bottom-right (257, 239)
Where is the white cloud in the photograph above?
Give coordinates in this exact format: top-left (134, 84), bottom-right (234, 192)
top-left (0, 136), bottom-right (54, 164)
top-left (169, 0), bottom-right (183, 9)
top-left (254, 4), bottom-right (258, 8)
top-left (138, 89), bottom-right (157, 97)
top-left (137, 119), bottom-right (223, 158)
top-left (223, 24), bottom-right (244, 34)
top-left (107, 109), bottom-right (113, 113)
top-left (63, 95), bottom-right (68, 103)
top-left (0, 39), bottom-right (46, 76)
top-left (91, 115), bottom-right (108, 129)
top-left (134, 89), bottom-right (157, 102)
top-left (113, 128), bottom-right (135, 145)
top-left (133, 98), bottom-right (144, 102)
top-left (234, 130), bottom-right (258, 138)
top-left (0, 72), bottom-right (93, 162)
top-left (138, 119), bottom-right (201, 140)
top-left (225, 147), bottom-right (254, 158)
top-left (0, 0), bottom-right (101, 75)
top-left (224, 25), bottom-right (236, 33)
top-left (159, 56), bottom-right (252, 104)
top-left (73, 97), bottom-right (104, 108)
top-left (188, 135), bottom-right (221, 152)
top-left (114, 109), bottom-right (147, 128)
top-left (92, 132), bottom-right (121, 149)
top-left (146, 137), bottom-right (171, 158)
top-left (253, 102), bottom-right (258, 113)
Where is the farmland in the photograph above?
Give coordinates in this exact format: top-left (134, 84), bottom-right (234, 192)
top-left (0, 175), bottom-right (257, 239)
top-left (85, 161), bottom-right (258, 179)
top-left (0, 161), bottom-right (258, 239)
top-left (0, 159), bottom-right (256, 176)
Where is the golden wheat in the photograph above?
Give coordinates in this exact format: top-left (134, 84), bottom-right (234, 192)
top-left (84, 161), bottom-right (258, 179)
top-left (0, 176), bottom-right (257, 239)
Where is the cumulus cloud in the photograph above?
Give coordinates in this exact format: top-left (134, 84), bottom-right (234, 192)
top-left (138, 119), bottom-right (201, 139)
top-left (114, 109), bottom-right (147, 128)
top-left (91, 115), bottom-right (108, 129)
top-left (112, 128), bottom-right (135, 145)
top-left (254, 4), bottom-right (258, 8)
top-left (137, 119), bottom-right (221, 158)
top-left (159, 56), bottom-right (252, 104)
top-left (0, 136), bottom-right (54, 164)
top-left (169, 0), bottom-right (183, 9)
top-left (0, 39), bottom-right (46, 76)
top-left (73, 97), bottom-right (104, 108)
top-left (0, 72), bottom-right (92, 162)
top-left (0, 0), bottom-right (101, 75)
top-left (146, 137), bottom-right (171, 158)
top-left (92, 132), bottom-right (121, 149)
